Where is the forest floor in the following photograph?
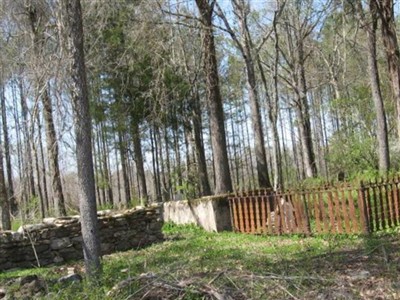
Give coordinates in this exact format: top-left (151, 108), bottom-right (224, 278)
top-left (1, 224), bottom-right (400, 299)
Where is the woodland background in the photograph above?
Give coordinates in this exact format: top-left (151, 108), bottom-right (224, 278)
top-left (0, 0), bottom-right (399, 225)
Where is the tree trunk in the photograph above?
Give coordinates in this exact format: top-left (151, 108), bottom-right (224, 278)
top-left (356, 0), bottom-right (390, 172)
top-left (376, 0), bottom-right (400, 140)
top-left (43, 89), bottom-right (67, 216)
top-left (294, 41), bottom-right (318, 178)
top-left (100, 123), bottom-right (113, 206)
top-left (132, 122), bottom-right (148, 205)
top-left (0, 146), bottom-right (11, 230)
top-left (0, 85), bottom-right (17, 215)
top-left (37, 113), bottom-right (50, 215)
top-left (238, 6), bottom-right (271, 189)
top-left (26, 2), bottom-right (66, 216)
top-left (61, 0), bottom-right (101, 279)
top-left (192, 91), bottom-right (211, 196)
top-left (195, 0), bottom-right (232, 194)
top-left (118, 131), bottom-right (131, 207)
top-left (19, 79), bottom-right (37, 206)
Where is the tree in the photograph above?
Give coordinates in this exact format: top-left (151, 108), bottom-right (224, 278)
top-left (354, 0), bottom-right (390, 173)
top-left (375, 0), bottom-right (400, 140)
top-left (195, 0), bottom-right (232, 194)
top-left (278, 1), bottom-right (319, 178)
top-left (216, 0), bottom-right (272, 188)
top-left (0, 84), bottom-right (16, 216)
top-left (0, 145), bottom-right (11, 230)
top-left (25, 0), bottom-right (67, 216)
top-left (60, 0), bottom-right (101, 279)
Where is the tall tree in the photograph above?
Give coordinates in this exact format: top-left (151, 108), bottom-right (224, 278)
top-left (195, 0), bottom-right (232, 194)
top-left (0, 145), bottom-right (11, 230)
top-left (216, 0), bottom-right (272, 188)
top-left (26, 0), bottom-right (67, 216)
top-left (277, 1), bottom-right (322, 178)
top-left (0, 85), bottom-right (17, 215)
top-left (354, 0), bottom-right (390, 172)
top-left (60, 0), bottom-right (101, 279)
top-left (375, 0), bottom-right (400, 140)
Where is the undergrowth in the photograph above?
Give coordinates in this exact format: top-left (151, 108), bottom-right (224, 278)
top-left (1, 223), bottom-right (399, 299)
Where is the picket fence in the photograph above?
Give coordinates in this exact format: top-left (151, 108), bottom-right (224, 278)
top-left (228, 178), bottom-right (400, 234)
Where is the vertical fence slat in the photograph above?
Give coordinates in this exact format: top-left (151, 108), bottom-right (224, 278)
top-left (384, 183), bottom-right (393, 228)
top-left (377, 183), bottom-right (386, 229)
top-left (347, 189), bottom-right (358, 233)
top-left (371, 184), bottom-right (379, 231)
top-left (291, 193), bottom-right (302, 234)
top-left (333, 190), bottom-right (342, 234)
top-left (238, 197), bottom-right (244, 233)
top-left (393, 181), bottom-right (400, 226)
top-left (340, 188), bottom-right (351, 234)
top-left (318, 190), bottom-right (328, 233)
top-left (280, 197), bottom-right (288, 234)
top-left (257, 194), bottom-right (261, 232)
top-left (364, 185), bottom-right (373, 232)
top-left (313, 191), bottom-right (321, 233)
top-left (229, 198), bottom-right (237, 232)
top-left (249, 196), bottom-right (255, 233)
top-left (261, 193), bottom-right (267, 233)
top-left (358, 182), bottom-right (370, 234)
top-left (266, 195), bottom-right (273, 234)
top-left (273, 195), bottom-right (281, 234)
top-left (300, 192), bottom-right (311, 234)
top-left (244, 197), bottom-right (250, 233)
top-left (327, 190), bottom-right (335, 233)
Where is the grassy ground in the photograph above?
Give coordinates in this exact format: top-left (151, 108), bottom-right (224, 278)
top-left (1, 224), bottom-right (400, 299)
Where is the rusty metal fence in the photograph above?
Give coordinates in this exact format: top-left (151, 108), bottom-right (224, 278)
top-left (228, 178), bottom-right (400, 235)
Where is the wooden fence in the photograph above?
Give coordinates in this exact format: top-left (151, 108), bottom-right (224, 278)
top-left (228, 178), bottom-right (400, 234)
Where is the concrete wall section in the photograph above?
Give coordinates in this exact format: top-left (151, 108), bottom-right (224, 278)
top-left (0, 207), bottom-right (163, 271)
top-left (162, 197), bottom-right (232, 232)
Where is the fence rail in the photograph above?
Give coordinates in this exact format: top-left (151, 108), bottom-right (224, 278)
top-left (228, 178), bottom-right (400, 234)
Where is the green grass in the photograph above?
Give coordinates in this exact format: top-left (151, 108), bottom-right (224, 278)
top-left (1, 223), bottom-right (400, 299)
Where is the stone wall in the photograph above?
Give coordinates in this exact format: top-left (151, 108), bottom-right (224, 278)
top-left (0, 206), bottom-right (163, 271)
top-left (162, 196), bottom-right (232, 232)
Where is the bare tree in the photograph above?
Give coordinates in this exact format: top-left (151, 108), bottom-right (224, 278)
top-left (195, 0), bottom-right (232, 194)
top-left (60, 0), bottom-right (101, 280)
top-left (0, 84), bottom-right (17, 215)
top-left (25, 0), bottom-right (67, 216)
top-left (0, 145), bottom-right (11, 230)
top-left (375, 0), bottom-right (400, 141)
top-left (216, 0), bottom-right (272, 188)
top-left (354, 0), bottom-right (390, 172)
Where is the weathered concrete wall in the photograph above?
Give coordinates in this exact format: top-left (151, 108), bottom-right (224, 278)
top-left (0, 207), bottom-right (163, 271)
top-left (162, 196), bottom-right (232, 232)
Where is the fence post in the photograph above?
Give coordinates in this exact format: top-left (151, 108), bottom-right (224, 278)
top-left (302, 192), bottom-right (311, 235)
top-left (358, 181), bottom-right (370, 234)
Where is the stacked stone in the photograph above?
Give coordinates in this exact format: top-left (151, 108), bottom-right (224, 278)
top-left (0, 206), bottom-right (163, 271)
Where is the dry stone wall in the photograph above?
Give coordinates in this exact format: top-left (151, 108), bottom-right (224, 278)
top-left (0, 206), bottom-right (163, 271)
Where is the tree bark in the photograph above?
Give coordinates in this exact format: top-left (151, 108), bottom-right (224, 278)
top-left (100, 123), bottom-right (113, 206)
top-left (26, 2), bottom-right (66, 216)
top-left (355, 0), bottom-right (390, 172)
top-left (0, 146), bottom-right (11, 230)
top-left (195, 0), bottom-right (232, 194)
top-left (118, 131), bottom-right (131, 207)
top-left (192, 91), bottom-right (212, 196)
top-left (376, 0), bottom-right (400, 140)
top-left (296, 40), bottom-right (318, 178)
top-left (132, 122), bottom-right (148, 205)
top-left (217, 0), bottom-right (272, 188)
top-left (61, 0), bottom-right (101, 279)
top-left (0, 85), bottom-right (17, 215)
top-left (43, 89), bottom-right (67, 215)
